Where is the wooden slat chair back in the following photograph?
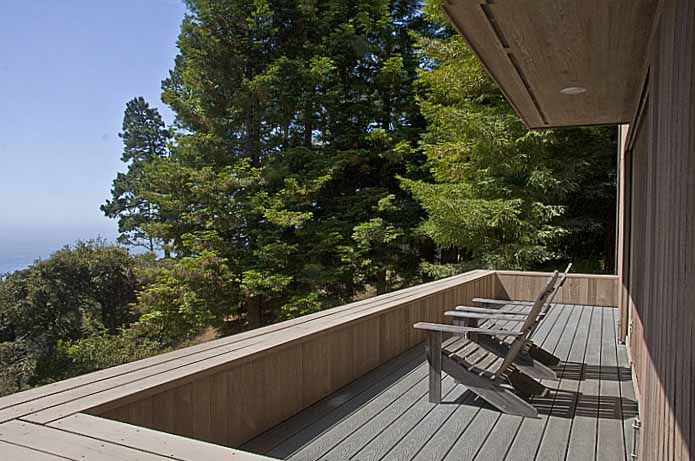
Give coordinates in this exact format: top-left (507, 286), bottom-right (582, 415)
top-left (542, 263), bottom-right (572, 311)
top-left (465, 263), bottom-right (573, 319)
top-left (448, 263), bottom-right (572, 376)
top-left (493, 271), bottom-right (560, 379)
top-left (524, 262), bottom-right (572, 339)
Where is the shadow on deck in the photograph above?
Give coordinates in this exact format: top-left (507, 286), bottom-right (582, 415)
top-left (243, 304), bottom-right (638, 461)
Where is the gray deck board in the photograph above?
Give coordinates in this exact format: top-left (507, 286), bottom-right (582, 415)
top-left (443, 403), bottom-right (501, 460)
top-left (242, 304), bottom-right (635, 461)
top-left (273, 354), bottom-right (429, 460)
top-left (565, 305), bottom-right (604, 460)
top-left (596, 306), bottom-right (627, 460)
top-left (499, 301), bottom-right (581, 460)
top-left (476, 303), bottom-right (575, 461)
top-left (311, 343), bottom-right (496, 461)
top-left (275, 339), bottom-right (473, 461)
top-left (413, 393), bottom-right (484, 461)
top-left (458, 303), bottom-right (571, 460)
top-left (534, 305), bottom-right (595, 461)
top-left (241, 344), bottom-right (426, 454)
top-left (320, 375), bottom-right (457, 460)
top-left (379, 382), bottom-right (469, 460)
top-left (0, 440), bottom-right (69, 461)
top-left (348, 346), bottom-right (513, 461)
top-left (350, 376), bottom-right (461, 461)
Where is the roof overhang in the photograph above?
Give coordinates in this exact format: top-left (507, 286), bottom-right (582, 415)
top-left (442, 0), bottom-right (660, 128)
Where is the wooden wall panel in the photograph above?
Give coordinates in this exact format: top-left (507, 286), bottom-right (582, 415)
top-left (618, 124), bottom-right (633, 339)
top-left (96, 271), bottom-right (499, 447)
top-left (494, 271), bottom-right (619, 307)
top-left (627, 94), bottom-right (651, 437)
top-left (621, 1), bottom-right (695, 459)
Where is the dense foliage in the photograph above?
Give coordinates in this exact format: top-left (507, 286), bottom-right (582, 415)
top-left (0, 241), bottom-right (160, 395)
top-left (403, 24), bottom-right (616, 274)
top-left (0, 0), bottom-right (617, 396)
top-left (127, 0), bottom-right (436, 335)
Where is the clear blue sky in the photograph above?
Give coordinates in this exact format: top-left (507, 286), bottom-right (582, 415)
top-left (0, 1), bottom-right (187, 272)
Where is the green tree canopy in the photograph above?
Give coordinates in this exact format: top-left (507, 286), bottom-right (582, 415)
top-left (0, 241), bottom-right (157, 394)
top-left (128, 0), bottom-right (435, 332)
top-left (102, 97), bottom-right (171, 251)
top-left (402, 11), bottom-right (616, 273)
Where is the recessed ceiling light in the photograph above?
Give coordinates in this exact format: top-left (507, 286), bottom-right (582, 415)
top-left (560, 86), bottom-right (587, 95)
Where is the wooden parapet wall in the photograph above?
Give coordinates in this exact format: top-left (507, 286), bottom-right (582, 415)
top-left (78, 270), bottom-right (497, 447)
top-left (493, 271), bottom-right (619, 307)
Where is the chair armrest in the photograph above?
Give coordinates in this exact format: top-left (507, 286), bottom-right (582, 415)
top-left (445, 311), bottom-right (526, 321)
top-left (413, 322), bottom-right (524, 337)
top-left (472, 297), bottom-right (532, 307)
top-left (455, 305), bottom-right (529, 314)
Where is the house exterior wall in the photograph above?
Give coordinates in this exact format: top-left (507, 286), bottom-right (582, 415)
top-left (620, 1), bottom-right (695, 458)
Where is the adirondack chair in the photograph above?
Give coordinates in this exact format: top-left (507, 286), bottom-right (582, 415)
top-left (444, 264), bottom-right (573, 381)
top-left (414, 271), bottom-right (560, 418)
top-left (467, 263), bottom-right (573, 327)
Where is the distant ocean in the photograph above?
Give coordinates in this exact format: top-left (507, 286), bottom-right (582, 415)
top-left (0, 225), bottom-right (119, 274)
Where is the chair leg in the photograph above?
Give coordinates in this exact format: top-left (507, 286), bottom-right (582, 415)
top-left (426, 331), bottom-right (442, 403)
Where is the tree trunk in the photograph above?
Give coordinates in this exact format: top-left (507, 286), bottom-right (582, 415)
top-left (246, 296), bottom-right (262, 329)
top-left (246, 102), bottom-right (261, 167)
top-left (375, 269), bottom-right (388, 295)
top-left (304, 99), bottom-right (313, 147)
top-left (246, 60), bottom-right (262, 167)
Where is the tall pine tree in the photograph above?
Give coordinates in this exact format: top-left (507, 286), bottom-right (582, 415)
top-left (102, 97), bottom-right (171, 251)
top-left (132, 0), bottom-right (434, 335)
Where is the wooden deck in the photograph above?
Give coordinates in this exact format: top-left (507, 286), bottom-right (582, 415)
top-left (243, 304), bottom-right (638, 461)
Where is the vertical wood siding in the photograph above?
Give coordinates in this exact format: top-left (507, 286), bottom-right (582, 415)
top-left (622, 1), bottom-right (694, 458)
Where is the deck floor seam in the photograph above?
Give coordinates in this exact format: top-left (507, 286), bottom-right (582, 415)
top-left (0, 438), bottom-right (76, 461)
top-left (499, 303), bottom-right (576, 460)
top-left (563, 305), bottom-right (600, 461)
top-left (531, 304), bottom-right (590, 461)
top-left (314, 339), bottom-right (490, 461)
top-left (296, 341), bottom-right (476, 459)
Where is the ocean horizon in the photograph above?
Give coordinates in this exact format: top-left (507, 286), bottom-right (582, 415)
top-left (0, 225), bottom-right (119, 274)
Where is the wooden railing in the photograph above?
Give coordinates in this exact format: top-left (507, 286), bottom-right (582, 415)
top-left (0, 269), bottom-right (619, 458)
top-left (88, 270), bottom-right (498, 446)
